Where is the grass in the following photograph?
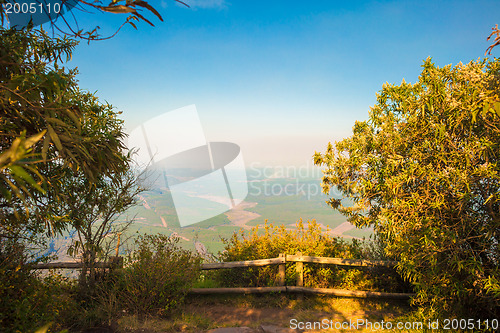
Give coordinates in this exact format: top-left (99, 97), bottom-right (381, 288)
top-left (245, 193), bottom-right (347, 228)
top-left (117, 313), bottom-right (213, 332)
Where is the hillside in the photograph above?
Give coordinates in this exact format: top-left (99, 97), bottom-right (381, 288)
top-left (118, 168), bottom-right (373, 255)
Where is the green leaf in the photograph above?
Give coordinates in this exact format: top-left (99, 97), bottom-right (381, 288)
top-left (0, 137), bottom-right (23, 167)
top-left (23, 130), bottom-right (46, 149)
top-left (46, 117), bottom-right (72, 128)
top-left (63, 108), bottom-right (82, 131)
top-left (9, 165), bottom-right (44, 193)
top-left (47, 125), bottom-right (63, 151)
top-left (42, 132), bottom-right (50, 162)
top-left (34, 322), bottom-right (52, 333)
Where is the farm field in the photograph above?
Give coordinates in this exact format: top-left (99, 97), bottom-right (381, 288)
top-left (116, 169), bottom-right (371, 256)
top-left (43, 169), bottom-right (372, 263)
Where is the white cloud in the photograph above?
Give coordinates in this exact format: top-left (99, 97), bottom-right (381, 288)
top-left (187, 0), bottom-right (227, 9)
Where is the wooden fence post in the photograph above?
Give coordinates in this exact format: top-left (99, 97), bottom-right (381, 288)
top-left (278, 253), bottom-right (285, 286)
top-left (109, 256), bottom-right (123, 270)
top-left (296, 252), bottom-right (303, 287)
top-left (115, 233), bottom-right (121, 257)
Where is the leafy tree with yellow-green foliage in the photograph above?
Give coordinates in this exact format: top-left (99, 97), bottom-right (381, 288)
top-left (0, 27), bottom-right (130, 239)
top-left (0, 26), bottom-right (143, 332)
top-left (314, 58), bottom-right (500, 319)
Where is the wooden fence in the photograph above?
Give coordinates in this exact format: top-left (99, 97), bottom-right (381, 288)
top-left (31, 234), bottom-right (125, 270)
top-left (31, 256), bottom-right (123, 270)
top-left (31, 253), bottom-right (412, 300)
top-left (191, 252), bottom-right (412, 300)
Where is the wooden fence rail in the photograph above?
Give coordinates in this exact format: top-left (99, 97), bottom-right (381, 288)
top-left (193, 252), bottom-right (412, 300)
top-left (30, 256), bottom-right (123, 270)
top-left (30, 253), bottom-right (411, 300)
top-left (201, 257), bottom-right (285, 270)
top-left (285, 255), bottom-right (397, 268)
top-left (199, 254), bottom-right (397, 270)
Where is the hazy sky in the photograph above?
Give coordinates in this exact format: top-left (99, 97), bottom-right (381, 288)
top-left (63, 0), bottom-right (498, 167)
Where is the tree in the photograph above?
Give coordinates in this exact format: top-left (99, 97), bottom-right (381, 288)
top-left (0, 0), bottom-right (188, 229)
top-left (61, 167), bottom-right (147, 292)
top-left (0, 26), bottom-right (144, 331)
top-left (0, 7), bottom-right (170, 331)
top-left (0, 0), bottom-right (188, 41)
top-left (486, 24), bottom-right (500, 55)
top-left (314, 58), bottom-right (500, 319)
top-left (0, 27), bottom-right (131, 241)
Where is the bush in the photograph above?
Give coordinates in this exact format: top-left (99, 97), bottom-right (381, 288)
top-left (119, 234), bottom-right (202, 318)
top-left (0, 234), bottom-right (203, 331)
top-left (0, 240), bottom-right (76, 333)
top-left (216, 219), bottom-right (408, 292)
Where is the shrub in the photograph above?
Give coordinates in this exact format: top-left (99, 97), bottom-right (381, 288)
top-left (119, 234), bottom-right (202, 318)
top-left (0, 240), bottom-right (75, 333)
top-left (216, 219), bottom-right (407, 292)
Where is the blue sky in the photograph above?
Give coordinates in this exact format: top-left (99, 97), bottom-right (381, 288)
top-left (62, 0), bottom-right (498, 167)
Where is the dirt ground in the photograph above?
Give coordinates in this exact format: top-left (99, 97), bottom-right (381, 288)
top-left (185, 301), bottom-right (409, 331)
top-left (115, 295), bottom-right (413, 333)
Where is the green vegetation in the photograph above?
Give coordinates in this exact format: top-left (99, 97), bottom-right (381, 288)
top-left (119, 234), bottom-right (202, 317)
top-left (1, 10), bottom-right (499, 333)
top-left (0, 241), bottom-right (73, 332)
top-left (63, 167), bottom-right (146, 294)
top-left (246, 181), bottom-right (347, 228)
top-left (315, 58), bottom-right (500, 320)
top-left (0, 234), bottom-right (203, 332)
top-left (1, 222), bottom-right (412, 332)
top-left (0, 27), bottom-right (129, 240)
top-left (214, 220), bottom-right (408, 293)
top-left (0, 26), bottom-right (161, 332)
top-left (119, 178), bottom-right (354, 257)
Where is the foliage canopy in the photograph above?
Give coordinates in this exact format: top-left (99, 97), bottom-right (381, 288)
top-left (1, 26), bottom-right (152, 332)
top-left (314, 58), bottom-right (500, 319)
top-left (0, 27), bottom-right (131, 241)
top-left (217, 220), bottom-right (407, 292)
